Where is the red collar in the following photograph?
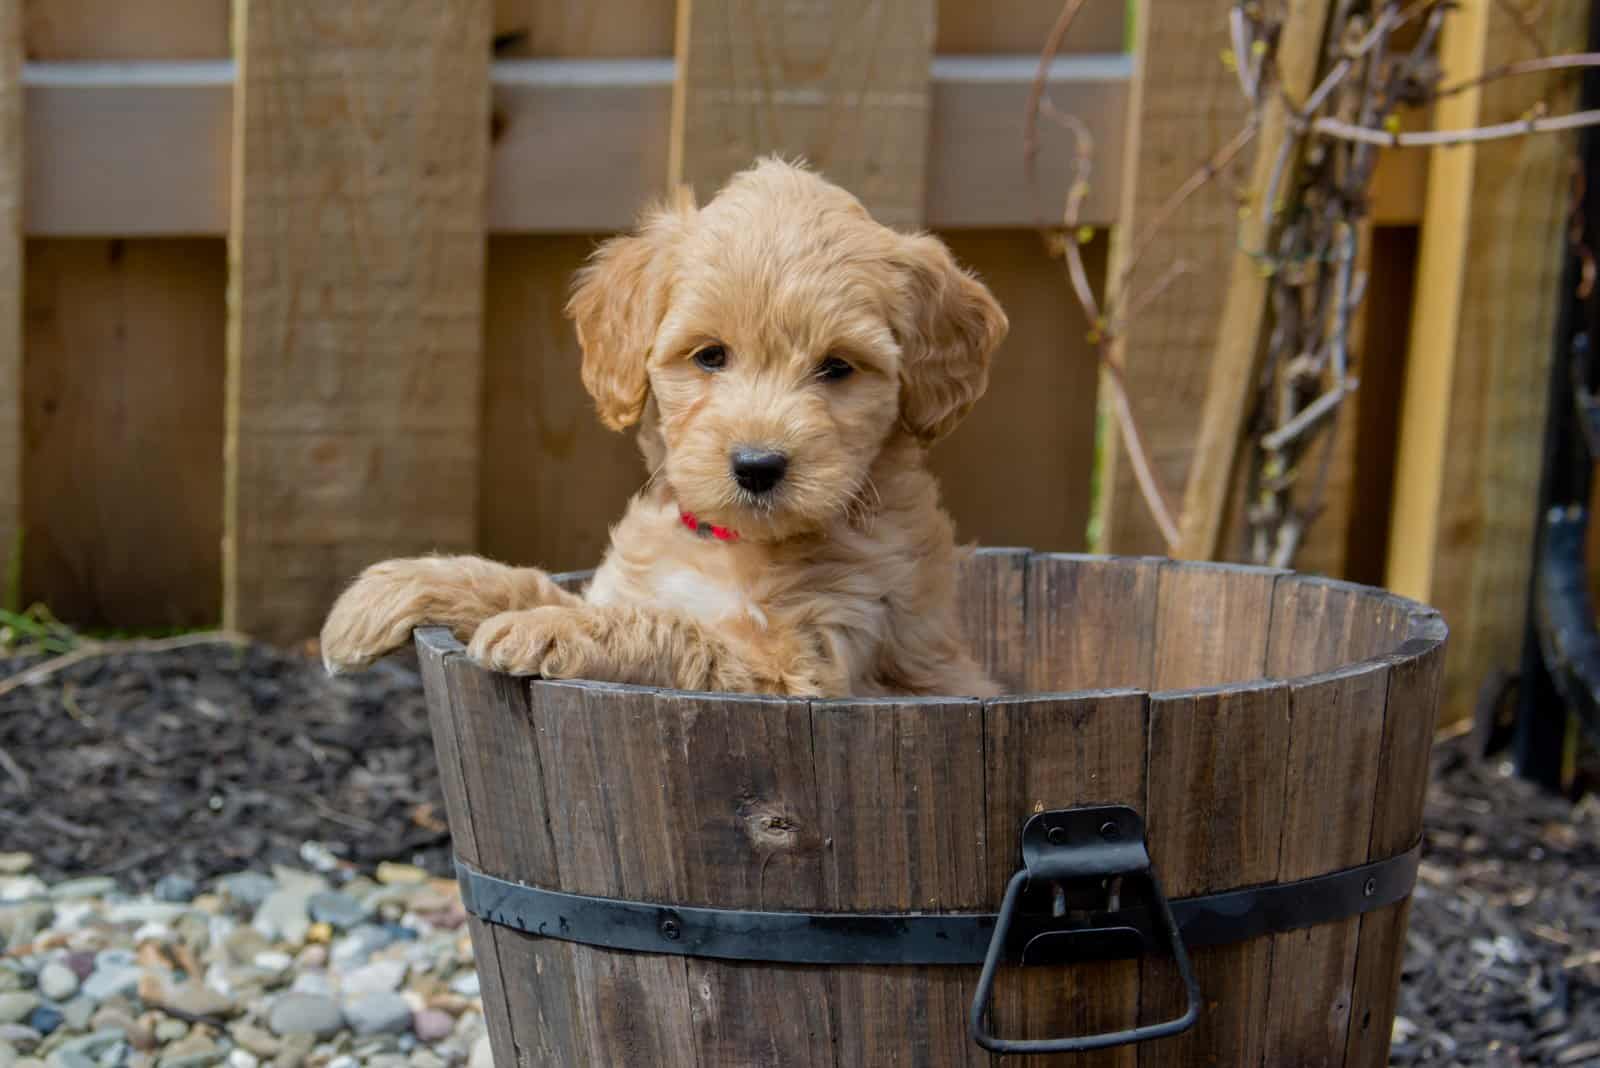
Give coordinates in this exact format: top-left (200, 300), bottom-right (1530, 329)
top-left (680, 510), bottom-right (739, 542)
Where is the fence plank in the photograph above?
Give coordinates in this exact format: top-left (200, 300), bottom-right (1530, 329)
top-left (1386, 0), bottom-right (1586, 721)
top-left (22, 240), bottom-right (224, 625)
top-left (479, 236), bottom-right (644, 573)
top-left (1098, 0), bottom-right (1253, 558)
top-left (0, 0), bottom-right (18, 609)
top-left (225, 0), bottom-right (493, 642)
top-left (23, 0), bottom-right (228, 58)
top-left (1175, 0), bottom-right (1333, 560)
top-left (930, 232), bottom-right (1100, 557)
top-left (670, 0), bottom-right (936, 227)
top-left (492, 0), bottom-right (674, 56)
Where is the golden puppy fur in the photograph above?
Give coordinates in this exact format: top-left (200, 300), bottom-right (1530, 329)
top-left (319, 158), bottom-right (1008, 697)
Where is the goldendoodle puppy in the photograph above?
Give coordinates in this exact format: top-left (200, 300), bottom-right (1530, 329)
top-left (320, 158), bottom-right (1008, 697)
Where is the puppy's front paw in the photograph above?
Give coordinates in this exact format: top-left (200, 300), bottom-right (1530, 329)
top-left (319, 558), bottom-right (449, 675)
top-left (467, 606), bottom-right (606, 679)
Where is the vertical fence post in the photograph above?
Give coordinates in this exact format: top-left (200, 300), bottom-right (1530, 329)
top-left (670, 0), bottom-right (937, 227)
top-left (0, 0), bottom-right (18, 611)
top-left (1386, 0), bottom-right (1586, 720)
top-left (225, 0), bottom-right (493, 642)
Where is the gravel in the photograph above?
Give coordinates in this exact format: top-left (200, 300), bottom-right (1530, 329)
top-left (0, 861), bottom-right (484, 1068)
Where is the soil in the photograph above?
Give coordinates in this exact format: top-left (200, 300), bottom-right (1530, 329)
top-left (0, 641), bottom-right (452, 888)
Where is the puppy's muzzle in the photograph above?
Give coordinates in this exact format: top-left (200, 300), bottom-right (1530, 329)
top-left (730, 447), bottom-right (788, 495)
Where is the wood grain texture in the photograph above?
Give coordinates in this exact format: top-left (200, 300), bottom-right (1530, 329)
top-left (422, 642), bottom-right (540, 1068)
top-left (1265, 574), bottom-right (1403, 678)
top-left (659, 690), bottom-right (834, 1067)
top-left (479, 236), bottom-right (644, 572)
top-left (670, 0), bottom-right (936, 228)
top-left (493, 0), bottom-right (674, 56)
top-left (27, 62), bottom-right (1132, 239)
top-left (926, 63), bottom-right (1130, 230)
top-left (1138, 682), bottom-right (1290, 1067)
top-left (1345, 616), bottom-right (1446, 1068)
top-left (1389, 0), bottom-right (1585, 720)
top-left (226, 0), bottom-right (492, 643)
top-left (956, 547), bottom-right (1029, 695)
top-left (1261, 663), bottom-right (1389, 1065)
top-left (23, 0), bottom-right (228, 58)
top-left (935, 0), bottom-right (1123, 54)
top-left (813, 697), bottom-right (986, 1067)
top-left (1027, 554), bottom-right (1161, 692)
top-left (1176, 0), bottom-right (1333, 560)
top-left (517, 682), bottom-right (697, 1064)
top-left (1099, 0), bottom-right (1255, 557)
top-left (984, 691), bottom-right (1148, 1067)
top-left (534, 682), bottom-right (829, 1065)
top-left (930, 232), bottom-right (1100, 556)
top-left (13, 0), bottom-right (1128, 61)
top-left (408, 562), bottom-right (1445, 1065)
top-left (22, 239), bottom-right (225, 626)
top-left (0, 2), bottom-right (17, 609)
top-left (1153, 563), bottom-right (1282, 690)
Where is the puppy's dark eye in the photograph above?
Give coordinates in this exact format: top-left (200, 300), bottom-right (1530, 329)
top-left (816, 356), bottom-right (854, 381)
top-left (692, 345), bottom-right (728, 372)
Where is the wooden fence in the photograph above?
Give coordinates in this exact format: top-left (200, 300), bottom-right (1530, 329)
top-left (0, 0), bottom-right (1582, 721)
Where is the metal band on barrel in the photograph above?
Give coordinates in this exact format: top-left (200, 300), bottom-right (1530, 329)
top-left (454, 840), bottom-right (1420, 966)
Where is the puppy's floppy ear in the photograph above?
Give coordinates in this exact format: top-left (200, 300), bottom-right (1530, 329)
top-left (566, 191), bottom-right (694, 430)
top-left (889, 233), bottom-right (1009, 443)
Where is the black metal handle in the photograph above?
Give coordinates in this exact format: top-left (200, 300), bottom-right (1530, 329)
top-left (968, 807), bottom-right (1202, 1055)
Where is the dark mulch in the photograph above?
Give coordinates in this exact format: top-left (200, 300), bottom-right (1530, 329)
top-left (1395, 740), bottom-right (1600, 1066)
top-left (0, 641), bottom-right (452, 888)
top-left (2, 641), bottom-right (1598, 1063)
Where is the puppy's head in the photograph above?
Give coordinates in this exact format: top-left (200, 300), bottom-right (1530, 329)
top-left (567, 158), bottom-right (1008, 540)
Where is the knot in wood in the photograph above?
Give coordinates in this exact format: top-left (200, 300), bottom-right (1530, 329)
top-left (739, 798), bottom-right (802, 850)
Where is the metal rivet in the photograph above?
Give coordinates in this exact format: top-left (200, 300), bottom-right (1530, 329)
top-left (1362, 877), bottom-right (1377, 897)
top-left (660, 918), bottom-right (681, 941)
top-left (1099, 821), bottom-right (1121, 841)
top-left (1047, 826), bottom-right (1069, 845)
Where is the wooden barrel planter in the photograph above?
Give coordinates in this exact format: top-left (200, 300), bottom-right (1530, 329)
top-left (416, 551), bottom-right (1446, 1066)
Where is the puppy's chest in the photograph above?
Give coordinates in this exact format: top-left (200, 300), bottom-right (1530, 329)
top-left (589, 559), bottom-right (769, 628)
top-left (651, 566), bottom-right (769, 627)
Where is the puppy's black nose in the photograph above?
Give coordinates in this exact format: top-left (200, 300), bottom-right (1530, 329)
top-left (730, 448), bottom-right (788, 494)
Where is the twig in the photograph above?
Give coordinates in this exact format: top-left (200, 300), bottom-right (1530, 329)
top-left (1022, 4), bottom-right (1182, 550)
top-left (1112, 260), bottom-right (1192, 332)
top-left (1230, 6), bottom-right (1262, 103)
top-left (0, 631), bottom-right (249, 700)
top-left (1314, 107), bottom-right (1600, 146)
top-left (1434, 52), bottom-right (1600, 97)
top-left (1102, 359), bottom-right (1181, 547)
top-left (1260, 381), bottom-right (1355, 450)
top-left (1114, 121), bottom-right (1259, 310)
top-left (1023, 0), bottom-right (1093, 169)
top-left (1057, 114), bottom-right (1102, 322)
top-left (0, 745), bottom-right (28, 796)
